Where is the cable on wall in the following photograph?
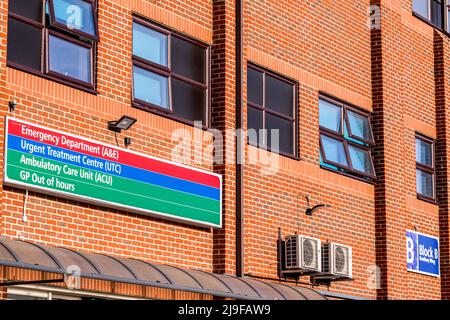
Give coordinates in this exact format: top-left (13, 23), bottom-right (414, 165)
top-left (22, 189), bottom-right (29, 223)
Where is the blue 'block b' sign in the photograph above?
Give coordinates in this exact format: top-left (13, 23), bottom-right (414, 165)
top-left (406, 230), bottom-right (440, 277)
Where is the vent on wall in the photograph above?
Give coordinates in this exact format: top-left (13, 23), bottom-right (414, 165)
top-left (321, 243), bottom-right (352, 279)
top-left (284, 235), bottom-right (321, 272)
top-left (278, 229), bottom-right (354, 285)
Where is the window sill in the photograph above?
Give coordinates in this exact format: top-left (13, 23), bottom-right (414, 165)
top-left (132, 101), bottom-right (209, 130)
top-left (319, 165), bottom-right (376, 185)
top-left (7, 63), bottom-right (97, 95)
top-left (417, 194), bottom-right (439, 205)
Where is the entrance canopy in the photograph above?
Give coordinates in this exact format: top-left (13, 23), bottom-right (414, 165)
top-left (0, 236), bottom-right (325, 300)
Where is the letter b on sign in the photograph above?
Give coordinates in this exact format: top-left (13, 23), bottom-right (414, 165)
top-left (407, 237), bottom-right (415, 264)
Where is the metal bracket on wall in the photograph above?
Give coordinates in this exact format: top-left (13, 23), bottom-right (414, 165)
top-left (280, 269), bottom-right (324, 286)
top-left (311, 275), bottom-right (354, 287)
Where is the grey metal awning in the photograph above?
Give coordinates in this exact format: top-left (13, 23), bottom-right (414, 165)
top-left (0, 236), bottom-right (326, 300)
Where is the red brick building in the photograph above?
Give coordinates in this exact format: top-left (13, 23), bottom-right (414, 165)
top-left (0, 0), bottom-right (448, 300)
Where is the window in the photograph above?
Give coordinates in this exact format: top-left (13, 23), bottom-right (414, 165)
top-left (416, 134), bottom-right (436, 201)
top-left (319, 95), bottom-right (376, 180)
top-left (132, 17), bottom-right (209, 126)
top-left (48, 33), bottom-right (92, 83)
top-left (247, 65), bottom-right (297, 156)
top-left (7, 0), bottom-right (98, 90)
top-left (48, 0), bottom-right (98, 40)
top-left (412, 0), bottom-right (450, 32)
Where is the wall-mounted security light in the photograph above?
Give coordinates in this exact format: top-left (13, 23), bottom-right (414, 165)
top-left (108, 115), bottom-right (137, 133)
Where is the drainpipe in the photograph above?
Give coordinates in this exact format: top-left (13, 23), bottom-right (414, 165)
top-left (235, 0), bottom-right (244, 278)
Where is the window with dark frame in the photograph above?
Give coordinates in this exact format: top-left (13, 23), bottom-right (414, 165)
top-left (132, 17), bottom-right (209, 126)
top-left (416, 134), bottom-right (436, 202)
top-left (412, 0), bottom-right (450, 32)
top-left (319, 95), bottom-right (376, 181)
top-left (7, 0), bottom-right (98, 91)
top-left (247, 65), bottom-right (297, 157)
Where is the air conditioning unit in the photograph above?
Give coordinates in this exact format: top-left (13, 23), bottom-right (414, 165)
top-left (322, 243), bottom-right (352, 278)
top-left (284, 235), bottom-right (321, 272)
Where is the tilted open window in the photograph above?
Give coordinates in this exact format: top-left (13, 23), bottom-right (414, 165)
top-left (48, 0), bottom-right (99, 40)
top-left (319, 95), bottom-right (376, 181)
top-left (7, 0), bottom-right (98, 91)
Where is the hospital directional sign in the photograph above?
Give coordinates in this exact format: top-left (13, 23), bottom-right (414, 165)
top-left (406, 230), bottom-right (440, 277)
top-left (3, 117), bottom-right (222, 228)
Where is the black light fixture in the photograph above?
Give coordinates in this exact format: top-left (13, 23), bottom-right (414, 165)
top-left (124, 137), bottom-right (132, 147)
top-left (9, 100), bottom-right (17, 112)
top-left (108, 115), bottom-right (137, 133)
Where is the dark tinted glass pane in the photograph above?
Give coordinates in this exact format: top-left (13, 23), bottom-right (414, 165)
top-left (319, 99), bottom-right (342, 132)
top-left (431, 0), bottom-right (442, 27)
top-left (247, 106), bottom-right (263, 147)
top-left (266, 113), bottom-right (294, 155)
top-left (7, 18), bottom-right (42, 71)
top-left (348, 145), bottom-right (374, 174)
top-left (321, 135), bottom-right (348, 166)
top-left (133, 66), bottom-right (169, 109)
top-left (347, 110), bottom-right (373, 142)
top-left (412, 0), bottom-right (429, 18)
top-left (172, 78), bottom-right (205, 123)
top-left (248, 68), bottom-right (263, 106)
top-left (448, 7), bottom-right (450, 33)
top-left (172, 36), bottom-right (206, 84)
top-left (9, 0), bottom-right (43, 22)
top-left (416, 138), bottom-right (433, 167)
top-left (49, 35), bottom-right (91, 83)
top-left (266, 75), bottom-right (294, 117)
top-left (133, 22), bottom-right (168, 66)
top-left (51, 0), bottom-right (97, 37)
top-left (417, 169), bottom-right (434, 198)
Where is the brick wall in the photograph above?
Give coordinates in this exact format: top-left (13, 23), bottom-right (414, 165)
top-left (435, 30), bottom-right (450, 300)
top-left (0, 0), bottom-right (217, 271)
top-left (242, 0), bottom-right (377, 299)
top-left (210, 0), bottom-right (238, 275)
top-left (371, 0), bottom-right (441, 299)
top-left (0, 266), bottom-right (5, 299)
top-left (0, 0), bottom-right (10, 237)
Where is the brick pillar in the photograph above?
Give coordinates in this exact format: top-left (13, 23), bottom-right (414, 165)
top-left (371, 0), bottom-right (408, 299)
top-left (0, 0), bottom-right (10, 237)
top-left (434, 31), bottom-right (450, 300)
top-left (370, 5), bottom-right (387, 299)
top-left (0, 267), bottom-right (6, 300)
top-left (211, 0), bottom-right (238, 275)
top-left (372, 0), bottom-right (443, 299)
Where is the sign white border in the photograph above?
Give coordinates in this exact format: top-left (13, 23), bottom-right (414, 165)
top-left (3, 117), bottom-right (223, 229)
top-left (406, 229), bottom-right (440, 278)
